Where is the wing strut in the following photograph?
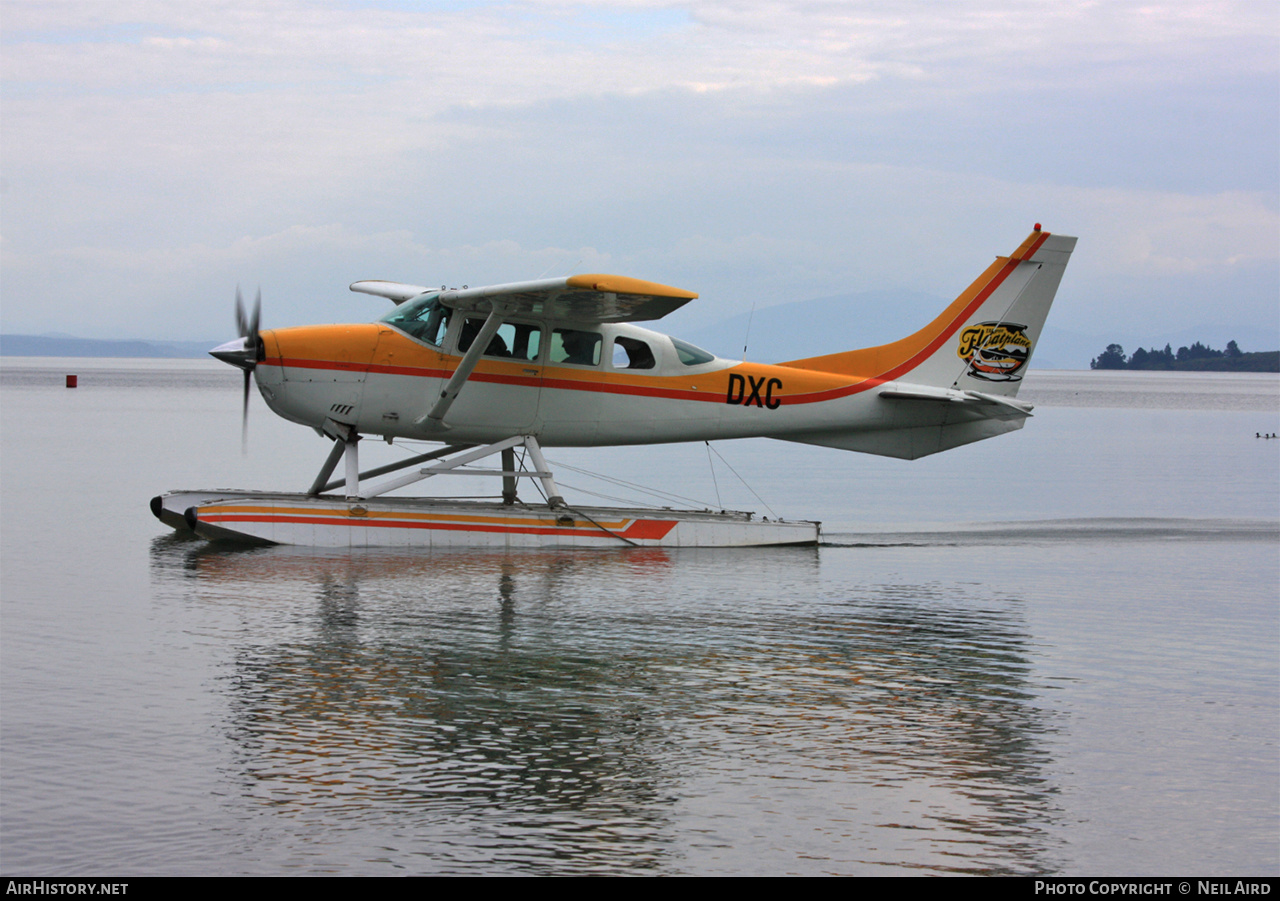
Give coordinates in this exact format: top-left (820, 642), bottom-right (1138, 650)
top-left (422, 306), bottom-right (507, 428)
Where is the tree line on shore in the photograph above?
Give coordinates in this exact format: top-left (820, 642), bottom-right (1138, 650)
top-left (1090, 340), bottom-right (1278, 372)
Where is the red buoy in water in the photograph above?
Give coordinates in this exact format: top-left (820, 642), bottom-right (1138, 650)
top-left (66, 374), bottom-right (78, 388)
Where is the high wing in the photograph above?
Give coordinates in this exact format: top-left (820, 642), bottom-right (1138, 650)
top-left (351, 274), bottom-right (697, 323)
top-left (349, 280), bottom-right (433, 304)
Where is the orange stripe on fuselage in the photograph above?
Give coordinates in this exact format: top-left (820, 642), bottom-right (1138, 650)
top-left (1010, 229), bottom-right (1052, 261)
top-left (777, 256), bottom-right (1021, 380)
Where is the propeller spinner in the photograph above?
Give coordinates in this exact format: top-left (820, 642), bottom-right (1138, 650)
top-left (209, 287), bottom-right (264, 450)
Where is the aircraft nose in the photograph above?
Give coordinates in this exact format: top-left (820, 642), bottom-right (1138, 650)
top-left (210, 336), bottom-right (257, 371)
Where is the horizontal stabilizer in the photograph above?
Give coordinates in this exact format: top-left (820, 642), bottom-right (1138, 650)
top-left (879, 382), bottom-right (1034, 420)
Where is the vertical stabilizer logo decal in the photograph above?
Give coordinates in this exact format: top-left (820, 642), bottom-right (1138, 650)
top-left (957, 322), bottom-right (1031, 382)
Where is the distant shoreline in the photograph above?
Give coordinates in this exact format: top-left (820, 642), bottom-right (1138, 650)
top-left (0, 335), bottom-right (215, 358)
top-left (1092, 350), bottom-right (1279, 373)
top-left (1090, 341), bottom-right (1279, 373)
top-left (1124, 353), bottom-right (1280, 373)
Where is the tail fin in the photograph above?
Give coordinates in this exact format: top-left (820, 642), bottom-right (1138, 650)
top-left (780, 227), bottom-right (1076, 396)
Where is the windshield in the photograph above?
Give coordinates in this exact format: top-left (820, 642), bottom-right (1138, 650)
top-left (379, 293), bottom-right (450, 346)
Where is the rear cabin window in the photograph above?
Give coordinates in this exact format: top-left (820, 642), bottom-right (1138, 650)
top-left (550, 328), bottom-right (602, 366)
top-left (459, 318), bottom-right (542, 361)
top-left (672, 338), bottom-right (716, 366)
top-left (612, 337), bottom-right (656, 370)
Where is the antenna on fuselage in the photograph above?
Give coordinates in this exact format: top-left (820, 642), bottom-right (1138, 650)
top-left (536, 257), bottom-right (584, 280)
top-left (742, 301), bottom-right (756, 362)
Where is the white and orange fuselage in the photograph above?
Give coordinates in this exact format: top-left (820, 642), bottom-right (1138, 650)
top-left (251, 229), bottom-right (1075, 461)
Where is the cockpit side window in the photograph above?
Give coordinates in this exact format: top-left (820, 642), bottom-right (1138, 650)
top-left (460, 318), bottom-right (542, 361)
top-left (550, 328), bottom-right (602, 366)
top-left (612, 336), bottom-right (656, 370)
top-left (379, 293), bottom-right (451, 347)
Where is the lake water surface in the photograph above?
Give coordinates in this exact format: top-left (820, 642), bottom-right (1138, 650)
top-left (1, 362), bottom-right (1276, 875)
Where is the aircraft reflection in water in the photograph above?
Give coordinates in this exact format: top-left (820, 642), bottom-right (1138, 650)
top-left (151, 537), bottom-right (1063, 874)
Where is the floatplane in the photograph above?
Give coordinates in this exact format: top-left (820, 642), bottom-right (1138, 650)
top-left (153, 226), bottom-right (1075, 548)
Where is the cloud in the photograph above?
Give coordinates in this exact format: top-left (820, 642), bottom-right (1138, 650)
top-left (1, 1), bottom-right (1276, 345)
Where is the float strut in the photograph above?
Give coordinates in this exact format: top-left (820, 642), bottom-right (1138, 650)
top-left (344, 435), bottom-right (361, 499)
top-left (316, 443), bottom-right (474, 495)
top-left (522, 436), bottom-right (564, 508)
top-left (502, 447), bottom-right (517, 505)
top-left (351, 435), bottom-right (562, 506)
top-left (307, 436), bottom-right (350, 497)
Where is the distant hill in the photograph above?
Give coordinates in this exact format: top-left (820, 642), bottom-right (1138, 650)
top-left (675, 290), bottom-right (1097, 369)
top-left (677, 289), bottom-right (954, 364)
top-left (0, 335), bottom-right (215, 358)
top-left (672, 291), bottom-right (1276, 371)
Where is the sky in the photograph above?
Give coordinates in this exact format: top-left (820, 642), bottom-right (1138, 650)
top-left (2, 0), bottom-right (1277, 351)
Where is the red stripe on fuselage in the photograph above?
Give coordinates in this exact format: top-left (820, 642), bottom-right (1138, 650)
top-left (1013, 230), bottom-right (1052, 261)
top-left (855, 255), bottom-right (1024, 389)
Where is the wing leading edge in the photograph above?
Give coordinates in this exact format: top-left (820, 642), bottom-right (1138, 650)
top-left (349, 280), bottom-right (432, 304)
